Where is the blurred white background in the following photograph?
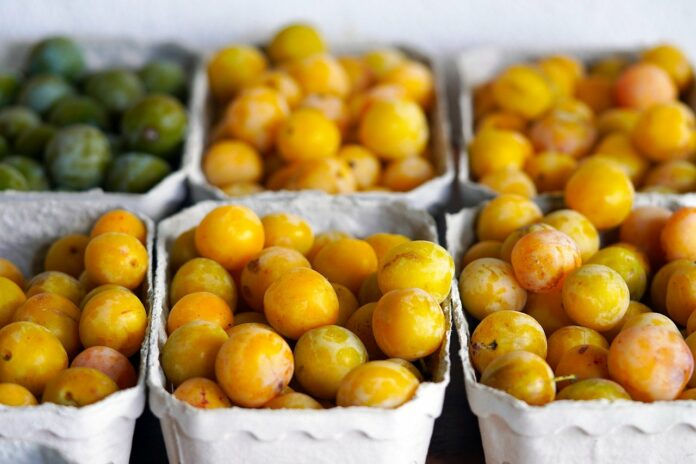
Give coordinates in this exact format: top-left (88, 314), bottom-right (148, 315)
top-left (0, 0), bottom-right (695, 54)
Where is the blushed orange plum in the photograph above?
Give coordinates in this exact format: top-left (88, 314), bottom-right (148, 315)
top-left (173, 377), bottom-right (231, 409)
top-left (620, 206), bottom-right (671, 267)
top-left (529, 111), bottom-right (596, 158)
top-left (523, 151), bottom-right (577, 193)
top-left (336, 360), bottom-right (418, 408)
top-left (167, 292), bottom-right (234, 334)
top-left (546, 325), bottom-right (608, 370)
top-left (608, 325), bottom-right (693, 401)
top-left (614, 63), bottom-right (677, 110)
top-left (652, 260), bottom-right (696, 313)
top-left (195, 205), bottom-right (264, 272)
top-left (511, 229), bottom-right (581, 293)
top-left (84, 233), bottom-right (147, 290)
top-left (71, 346), bottom-right (137, 389)
top-left (564, 158), bottom-right (634, 230)
top-left (622, 312), bottom-right (680, 334)
top-left (373, 288), bottom-right (445, 360)
top-left (541, 209), bottom-right (599, 263)
top-left (313, 239), bottom-right (377, 294)
top-left (574, 75), bottom-right (613, 113)
top-left (263, 268), bottom-right (338, 339)
top-left (476, 194), bottom-right (542, 242)
top-left (556, 378), bottom-right (631, 401)
top-left (44, 234), bottom-right (89, 278)
top-left (13, 293), bottom-right (81, 358)
top-left (480, 351), bottom-right (555, 405)
top-left (459, 258), bottom-right (526, 321)
top-left (215, 323), bottom-right (293, 407)
top-left (468, 129), bottom-right (533, 180)
top-left (642, 44), bottom-right (693, 91)
top-left (26, 271), bottom-right (83, 306)
top-left (162, 321), bottom-right (228, 387)
top-left (261, 213), bottom-right (314, 256)
top-left (42, 367), bottom-right (117, 406)
top-left (661, 207), bottom-right (696, 261)
top-left (524, 289), bottom-right (572, 336)
top-left (240, 246), bottom-right (310, 312)
top-left (0, 321), bottom-right (67, 395)
top-left (0, 383), bottom-right (37, 406)
top-left (294, 325), bottom-right (367, 399)
top-left (90, 210), bottom-right (146, 244)
top-left (470, 310), bottom-right (546, 374)
top-left (377, 240), bottom-right (454, 303)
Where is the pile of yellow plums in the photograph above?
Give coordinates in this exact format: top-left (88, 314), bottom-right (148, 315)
top-left (0, 209), bottom-right (148, 407)
top-left (162, 205), bottom-right (453, 409)
top-left (470, 44), bottom-right (696, 198)
top-left (460, 197), bottom-right (696, 404)
top-left (203, 23), bottom-right (437, 196)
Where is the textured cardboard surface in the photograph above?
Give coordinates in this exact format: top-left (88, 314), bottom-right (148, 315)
top-left (186, 46), bottom-right (455, 213)
top-left (0, 200), bottom-right (152, 464)
top-left (0, 38), bottom-right (203, 220)
top-left (446, 193), bottom-right (696, 464)
top-left (147, 193), bottom-right (452, 464)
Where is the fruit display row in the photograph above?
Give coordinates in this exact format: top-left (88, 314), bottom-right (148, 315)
top-left (0, 37), bottom-right (189, 194)
top-left (147, 196), bottom-right (453, 462)
top-left (447, 192), bottom-right (696, 462)
top-left (462, 44), bottom-right (696, 199)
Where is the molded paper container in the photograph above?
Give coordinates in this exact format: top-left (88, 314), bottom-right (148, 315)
top-left (455, 47), bottom-right (696, 207)
top-left (148, 193), bottom-right (451, 464)
top-left (0, 39), bottom-right (204, 220)
top-left (186, 46), bottom-right (454, 213)
top-left (445, 193), bottom-right (696, 464)
top-left (0, 200), bottom-right (153, 464)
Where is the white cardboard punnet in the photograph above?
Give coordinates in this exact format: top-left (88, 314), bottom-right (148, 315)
top-left (186, 46), bottom-right (454, 213)
top-left (0, 200), bottom-right (153, 464)
top-left (0, 39), bottom-right (205, 220)
top-left (147, 193), bottom-right (451, 464)
top-left (446, 193), bottom-right (696, 464)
